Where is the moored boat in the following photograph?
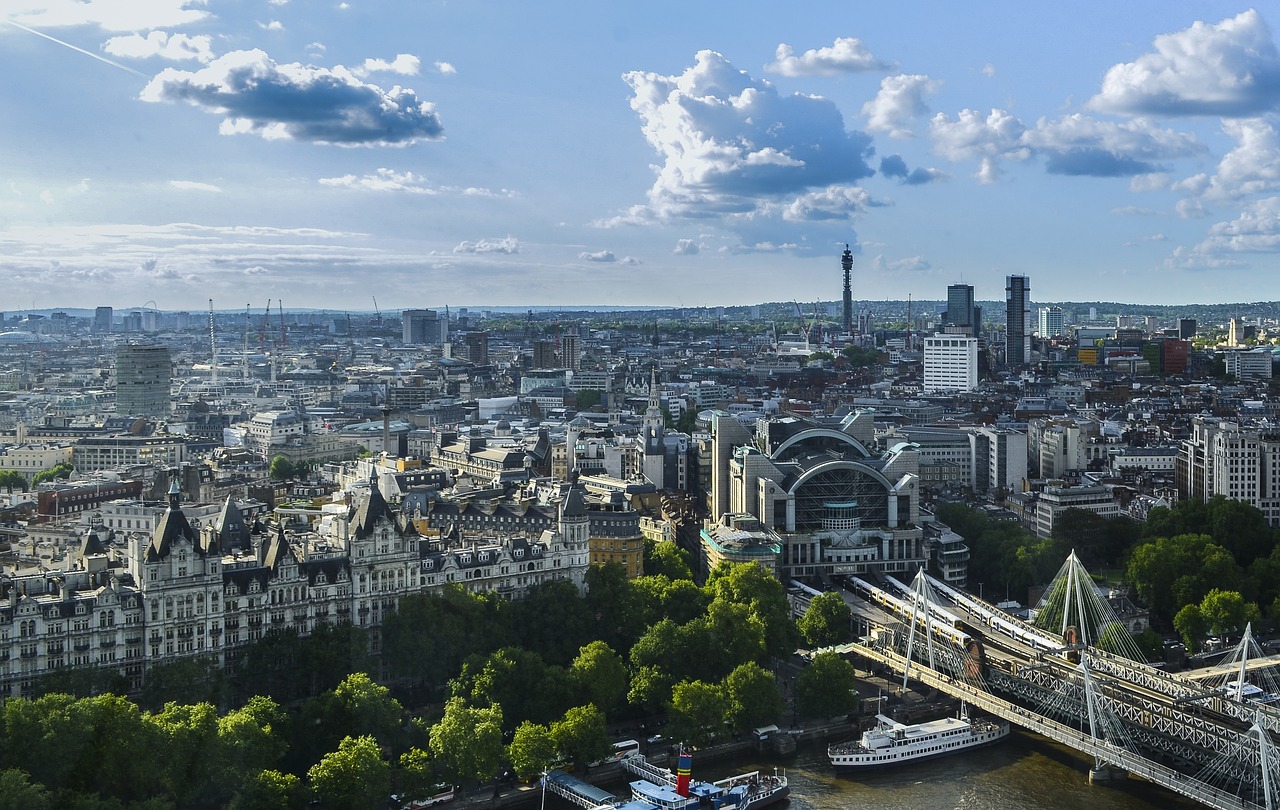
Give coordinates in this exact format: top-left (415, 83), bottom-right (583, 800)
top-left (619, 749), bottom-right (789, 810)
top-left (828, 705), bottom-right (1009, 770)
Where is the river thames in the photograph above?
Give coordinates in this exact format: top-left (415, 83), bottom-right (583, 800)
top-left (703, 729), bottom-right (1206, 810)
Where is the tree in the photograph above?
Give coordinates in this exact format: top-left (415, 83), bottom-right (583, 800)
top-left (428, 698), bottom-right (504, 786)
top-left (216, 696), bottom-right (288, 799)
top-left (1126, 534), bottom-right (1242, 623)
top-left (722, 663), bottom-right (784, 733)
top-left (395, 748), bottom-right (437, 801)
top-left (454, 647), bottom-right (558, 728)
top-left (797, 592), bottom-right (853, 647)
top-left (570, 641), bottom-right (628, 717)
top-left (308, 735), bottom-right (391, 810)
top-left (0, 470), bottom-right (27, 492)
top-left (645, 541), bottom-right (693, 581)
top-left (268, 455), bottom-right (296, 481)
top-left (507, 722), bottom-right (557, 779)
top-left (0, 769), bottom-right (49, 810)
top-left (331, 672), bottom-right (406, 748)
top-left (139, 656), bottom-right (226, 711)
top-left (667, 680), bottom-right (728, 748)
top-left (148, 701), bottom-right (221, 806)
top-left (549, 704), bottom-right (610, 769)
top-left (1174, 604), bottom-right (1208, 651)
top-left (1199, 588), bottom-right (1261, 639)
top-left (31, 464), bottom-right (72, 486)
top-left (704, 562), bottom-right (801, 658)
top-left (228, 770), bottom-right (306, 810)
top-left (794, 652), bottom-right (859, 721)
top-left (676, 409), bottom-right (698, 434)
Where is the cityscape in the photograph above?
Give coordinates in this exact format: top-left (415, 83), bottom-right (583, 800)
top-left (8, 2), bottom-right (1280, 810)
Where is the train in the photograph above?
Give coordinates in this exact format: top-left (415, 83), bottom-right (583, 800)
top-left (845, 575), bottom-right (974, 648)
top-left (923, 573), bottom-right (1064, 653)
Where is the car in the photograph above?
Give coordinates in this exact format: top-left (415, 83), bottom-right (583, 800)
top-left (646, 734), bottom-right (665, 745)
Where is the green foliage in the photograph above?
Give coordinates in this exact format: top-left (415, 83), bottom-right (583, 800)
top-left (0, 769), bottom-right (50, 810)
top-left (1126, 534), bottom-right (1243, 624)
top-left (570, 641), bottom-right (628, 717)
top-left (795, 652), bottom-right (859, 720)
top-left (452, 647), bottom-right (572, 729)
top-left (840, 345), bottom-right (886, 367)
top-left (722, 663), bottom-right (784, 733)
top-left (667, 680), bottom-right (728, 748)
top-left (1174, 604), bottom-right (1208, 651)
top-left (934, 504), bottom-right (1061, 599)
top-left (1198, 588), bottom-right (1261, 639)
top-left (0, 470), bottom-right (27, 492)
top-left (269, 455), bottom-right (296, 481)
top-left (797, 592), bottom-right (852, 647)
top-left (506, 722), bottom-right (557, 779)
top-left (228, 769), bottom-right (306, 810)
top-left (307, 735), bottom-right (391, 810)
top-left (395, 748), bottom-right (436, 802)
top-left (1050, 509), bottom-right (1139, 569)
top-left (704, 562), bottom-right (801, 658)
top-left (31, 464), bottom-right (73, 486)
top-left (428, 698), bottom-right (504, 785)
top-left (549, 704), bottom-right (610, 768)
top-left (139, 657), bottom-right (226, 713)
top-left (575, 389), bottom-right (603, 410)
top-left (676, 409), bottom-right (698, 434)
top-left (383, 586), bottom-right (510, 686)
top-left (644, 541), bottom-right (693, 581)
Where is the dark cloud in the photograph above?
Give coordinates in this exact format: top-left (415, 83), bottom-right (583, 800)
top-left (1043, 149), bottom-right (1160, 177)
top-left (141, 49), bottom-right (443, 146)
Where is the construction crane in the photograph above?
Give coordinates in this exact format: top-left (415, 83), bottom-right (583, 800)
top-left (372, 296), bottom-right (381, 327)
top-left (278, 299), bottom-right (287, 352)
top-left (242, 304), bottom-right (251, 379)
top-left (259, 299), bottom-right (271, 354)
top-left (208, 299), bottom-right (217, 386)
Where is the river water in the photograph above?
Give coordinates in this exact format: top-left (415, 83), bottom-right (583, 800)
top-left (699, 730), bottom-right (1206, 810)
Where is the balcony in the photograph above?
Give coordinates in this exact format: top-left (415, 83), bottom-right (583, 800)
top-left (100, 639), bottom-right (116, 648)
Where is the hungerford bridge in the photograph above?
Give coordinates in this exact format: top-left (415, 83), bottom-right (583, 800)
top-left (820, 553), bottom-right (1280, 810)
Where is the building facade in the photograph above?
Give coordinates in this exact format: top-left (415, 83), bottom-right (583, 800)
top-left (115, 344), bottom-right (171, 418)
top-left (1005, 275), bottom-right (1031, 365)
top-left (922, 335), bottom-right (979, 393)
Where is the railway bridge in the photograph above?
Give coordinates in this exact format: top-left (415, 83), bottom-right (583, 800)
top-left (822, 556), bottom-right (1280, 810)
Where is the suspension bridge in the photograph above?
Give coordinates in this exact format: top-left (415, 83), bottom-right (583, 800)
top-left (829, 553), bottom-right (1280, 810)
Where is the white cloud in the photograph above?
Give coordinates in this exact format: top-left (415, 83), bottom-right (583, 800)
top-left (9, 1), bottom-right (208, 30)
top-left (766, 37), bottom-right (889, 76)
top-left (579, 249), bottom-right (640, 264)
top-left (930, 109), bottom-right (1200, 179)
top-left (862, 74), bottom-right (939, 138)
top-left (1129, 172), bottom-right (1171, 192)
top-left (774, 185), bottom-right (884, 221)
top-left (169, 180), bottom-right (222, 192)
top-left (879, 154), bottom-right (946, 185)
top-left (870, 254), bottom-right (931, 273)
top-left (620, 50), bottom-right (875, 227)
top-left (1112, 205), bottom-right (1160, 216)
top-left (1092, 10), bottom-right (1280, 117)
top-left (1184, 118), bottom-right (1280, 200)
top-left (39, 190), bottom-right (55, 205)
top-left (352, 54), bottom-right (421, 78)
top-left (103, 32), bottom-right (214, 63)
top-left (1167, 198), bottom-right (1280, 267)
top-left (454, 236), bottom-right (519, 254)
top-left (319, 168), bottom-right (515, 197)
top-left (981, 63), bottom-right (996, 78)
top-left (259, 20), bottom-right (285, 31)
top-left (673, 238), bottom-right (700, 255)
top-left (243, 265), bottom-right (271, 275)
top-left (435, 61), bottom-right (457, 75)
top-left (141, 50), bottom-right (444, 146)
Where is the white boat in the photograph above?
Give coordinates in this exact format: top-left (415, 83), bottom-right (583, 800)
top-left (828, 705), bottom-right (1009, 770)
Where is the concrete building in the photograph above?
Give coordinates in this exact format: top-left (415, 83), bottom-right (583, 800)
top-left (115, 344), bottom-right (171, 418)
top-left (1038, 306), bottom-right (1065, 338)
top-left (402, 309), bottom-right (445, 345)
top-left (1226, 349), bottom-right (1273, 382)
top-left (922, 334), bottom-right (978, 393)
top-left (0, 443), bottom-right (73, 482)
top-left (1179, 418), bottom-right (1280, 527)
top-left (1005, 274), bottom-right (1032, 365)
top-left (93, 306), bottom-right (113, 333)
top-left (1033, 484), bottom-right (1120, 538)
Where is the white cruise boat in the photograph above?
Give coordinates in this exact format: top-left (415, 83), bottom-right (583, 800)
top-left (828, 706), bottom-right (1009, 770)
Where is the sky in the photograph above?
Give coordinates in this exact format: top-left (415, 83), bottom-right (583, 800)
top-left (4, 2), bottom-right (1280, 313)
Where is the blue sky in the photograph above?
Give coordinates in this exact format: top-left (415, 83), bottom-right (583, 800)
top-left (3, 2), bottom-right (1280, 312)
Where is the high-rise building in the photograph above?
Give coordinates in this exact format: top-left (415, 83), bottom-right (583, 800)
top-left (923, 334), bottom-right (979, 392)
top-left (1178, 318), bottom-right (1197, 339)
top-left (463, 331), bottom-right (489, 365)
top-left (560, 329), bottom-right (582, 372)
top-left (1037, 306), bottom-right (1064, 338)
top-left (532, 339), bottom-right (558, 369)
top-left (93, 306), bottom-right (113, 333)
top-left (115, 343), bottom-right (171, 417)
top-left (402, 309), bottom-right (444, 344)
top-left (944, 284), bottom-right (980, 335)
top-left (1005, 275), bottom-right (1031, 365)
top-left (841, 245), bottom-right (853, 335)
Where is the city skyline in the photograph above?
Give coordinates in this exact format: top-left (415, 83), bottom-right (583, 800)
top-left (5, 3), bottom-right (1280, 310)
